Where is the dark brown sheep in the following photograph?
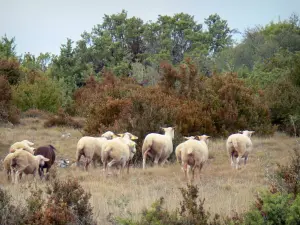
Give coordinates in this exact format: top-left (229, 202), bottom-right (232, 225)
top-left (34, 145), bottom-right (56, 178)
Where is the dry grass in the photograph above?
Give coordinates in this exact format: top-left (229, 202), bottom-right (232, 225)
top-left (0, 118), bottom-right (299, 224)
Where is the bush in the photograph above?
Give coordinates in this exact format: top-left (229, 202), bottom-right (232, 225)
top-left (115, 184), bottom-right (222, 225)
top-left (22, 108), bottom-right (49, 119)
top-left (244, 143), bottom-right (300, 224)
top-left (0, 187), bottom-right (24, 225)
top-left (0, 177), bottom-right (95, 225)
top-left (44, 108), bottom-right (83, 129)
top-left (0, 58), bottom-right (22, 85)
top-left (0, 76), bottom-right (20, 124)
top-left (46, 178), bottom-right (95, 225)
top-left (12, 75), bottom-right (63, 113)
top-left (76, 60), bottom-right (273, 139)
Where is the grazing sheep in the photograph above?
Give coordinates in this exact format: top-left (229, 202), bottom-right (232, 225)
top-left (9, 140), bottom-right (35, 154)
top-left (34, 145), bottom-right (56, 179)
top-left (76, 131), bottom-right (118, 170)
top-left (142, 127), bottom-right (175, 169)
top-left (180, 135), bottom-right (211, 182)
top-left (101, 137), bottom-right (137, 175)
top-left (10, 150), bottom-right (49, 184)
top-left (226, 130), bottom-right (255, 170)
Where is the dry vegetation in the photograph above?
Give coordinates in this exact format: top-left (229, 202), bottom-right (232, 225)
top-left (0, 117), bottom-right (298, 224)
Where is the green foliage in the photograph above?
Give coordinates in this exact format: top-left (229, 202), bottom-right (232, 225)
top-left (244, 192), bottom-right (292, 225)
top-left (0, 35), bottom-right (17, 60)
top-left (12, 75), bottom-right (63, 112)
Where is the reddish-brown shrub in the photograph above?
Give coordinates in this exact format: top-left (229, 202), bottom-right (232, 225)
top-left (75, 60), bottom-right (274, 162)
top-left (0, 58), bottom-right (22, 85)
top-left (0, 76), bottom-right (20, 124)
top-left (44, 108), bottom-right (83, 129)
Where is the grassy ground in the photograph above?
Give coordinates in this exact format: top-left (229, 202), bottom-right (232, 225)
top-left (0, 117), bottom-right (299, 224)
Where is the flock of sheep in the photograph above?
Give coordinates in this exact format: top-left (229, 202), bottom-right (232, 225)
top-left (2, 127), bottom-right (254, 184)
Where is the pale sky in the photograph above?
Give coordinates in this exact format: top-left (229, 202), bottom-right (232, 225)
top-left (1, 0), bottom-right (299, 56)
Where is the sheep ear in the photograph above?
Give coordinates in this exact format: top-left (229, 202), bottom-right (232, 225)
top-left (112, 134), bottom-right (119, 138)
top-left (43, 157), bottom-right (50, 162)
top-left (131, 135), bottom-right (138, 140)
top-left (118, 133), bottom-right (124, 137)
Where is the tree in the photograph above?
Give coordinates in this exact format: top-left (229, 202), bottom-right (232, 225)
top-left (0, 35), bottom-right (17, 60)
top-left (205, 14), bottom-right (235, 55)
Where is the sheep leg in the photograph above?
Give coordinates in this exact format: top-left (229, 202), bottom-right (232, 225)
top-left (183, 162), bottom-right (188, 179)
top-left (76, 152), bottom-right (82, 167)
top-left (108, 159), bottom-right (118, 175)
top-left (127, 160), bottom-right (131, 174)
top-left (154, 154), bottom-right (161, 167)
top-left (14, 171), bottom-right (20, 184)
top-left (236, 156), bottom-right (241, 170)
top-left (143, 149), bottom-right (151, 170)
top-left (230, 152), bottom-right (235, 167)
top-left (244, 156), bottom-right (248, 165)
top-left (85, 158), bottom-right (92, 171)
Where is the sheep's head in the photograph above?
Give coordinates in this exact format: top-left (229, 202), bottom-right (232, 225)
top-left (118, 132), bottom-right (138, 140)
top-left (195, 135), bottom-right (211, 144)
top-left (101, 131), bottom-right (118, 140)
top-left (161, 127), bottom-right (175, 139)
top-left (184, 136), bottom-right (196, 140)
top-left (35, 155), bottom-right (50, 166)
top-left (241, 130), bottom-right (255, 138)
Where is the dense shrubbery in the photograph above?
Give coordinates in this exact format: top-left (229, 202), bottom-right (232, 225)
top-left (0, 178), bottom-right (96, 225)
top-left (12, 75), bottom-right (63, 113)
top-left (76, 59), bottom-right (273, 138)
top-left (0, 76), bottom-right (20, 124)
top-left (44, 108), bottom-right (83, 129)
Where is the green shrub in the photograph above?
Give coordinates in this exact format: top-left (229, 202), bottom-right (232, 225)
top-left (12, 76), bottom-right (63, 113)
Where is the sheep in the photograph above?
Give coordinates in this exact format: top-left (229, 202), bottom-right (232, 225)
top-left (34, 145), bottom-right (56, 179)
top-left (10, 150), bottom-right (49, 184)
top-left (175, 136), bottom-right (197, 165)
top-left (75, 131), bottom-right (118, 170)
top-left (179, 135), bottom-right (211, 182)
top-left (9, 140), bottom-right (35, 154)
top-left (3, 150), bottom-right (23, 181)
top-left (101, 137), bottom-right (137, 175)
top-left (142, 127), bottom-right (175, 169)
top-left (226, 130), bottom-right (255, 170)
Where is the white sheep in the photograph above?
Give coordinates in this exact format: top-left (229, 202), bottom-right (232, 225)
top-left (10, 150), bottom-right (49, 184)
top-left (75, 131), bottom-right (118, 170)
top-left (179, 135), bottom-right (211, 182)
top-left (9, 140), bottom-right (35, 154)
top-left (175, 136), bottom-right (197, 165)
top-left (226, 130), bottom-right (255, 170)
top-left (101, 137), bottom-right (137, 175)
top-left (142, 127), bottom-right (175, 169)
top-left (3, 150), bottom-right (23, 181)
